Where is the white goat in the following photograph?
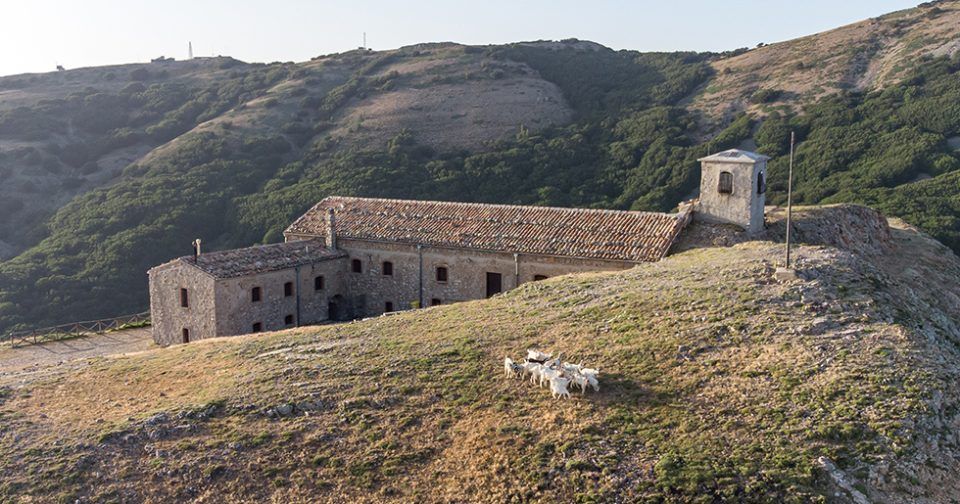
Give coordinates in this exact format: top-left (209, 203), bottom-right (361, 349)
top-left (569, 373), bottom-right (589, 394)
top-left (524, 362), bottom-right (543, 385)
top-left (539, 367), bottom-right (560, 388)
top-left (581, 368), bottom-right (600, 392)
top-left (526, 349), bottom-right (552, 363)
top-left (503, 357), bottom-right (523, 379)
top-left (549, 376), bottom-right (571, 400)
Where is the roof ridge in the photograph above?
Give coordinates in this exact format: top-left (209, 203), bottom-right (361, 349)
top-left (321, 195), bottom-right (682, 218)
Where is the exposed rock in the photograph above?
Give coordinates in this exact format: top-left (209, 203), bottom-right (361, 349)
top-left (817, 456), bottom-right (872, 504)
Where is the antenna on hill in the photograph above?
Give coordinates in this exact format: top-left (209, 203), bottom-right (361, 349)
top-left (189, 41), bottom-right (193, 59)
top-left (785, 131), bottom-right (795, 269)
top-left (363, 32), bottom-right (367, 50)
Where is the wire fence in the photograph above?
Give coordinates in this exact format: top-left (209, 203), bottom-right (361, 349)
top-left (1, 312), bottom-right (151, 348)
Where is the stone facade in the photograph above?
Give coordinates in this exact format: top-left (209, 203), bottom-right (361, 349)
top-left (304, 237), bottom-right (636, 318)
top-left (148, 241), bottom-right (345, 346)
top-left (149, 260), bottom-right (218, 346)
top-left (696, 149), bottom-right (768, 235)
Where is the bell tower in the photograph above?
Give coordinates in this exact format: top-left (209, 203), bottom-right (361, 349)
top-left (695, 149), bottom-right (769, 235)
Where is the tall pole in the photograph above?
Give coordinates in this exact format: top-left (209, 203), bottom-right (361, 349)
top-left (785, 131), bottom-right (795, 269)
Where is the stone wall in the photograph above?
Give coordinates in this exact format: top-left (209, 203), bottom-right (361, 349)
top-left (148, 262), bottom-right (217, 346)
top-left (335, 238), bottom-right (635, 317)
top-left (213, 258), bottom-right (347, 336)
top-left (697, 159), bottom-right (766, 234)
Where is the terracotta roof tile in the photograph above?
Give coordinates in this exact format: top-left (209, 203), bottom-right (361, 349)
top-left (285, 197), bottom-right (691, 263)
top-left (158, 240), bottom-right (344, 279)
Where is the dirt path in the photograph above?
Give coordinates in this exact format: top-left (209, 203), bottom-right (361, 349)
top-left (0, 328), bottom-right (157, 384)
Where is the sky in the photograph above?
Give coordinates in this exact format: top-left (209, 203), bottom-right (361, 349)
top-left (0, 0), bottom-right (920, 77)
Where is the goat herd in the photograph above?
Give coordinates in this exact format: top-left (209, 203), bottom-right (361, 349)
top-left (503, 350), bottom-right (600, 400)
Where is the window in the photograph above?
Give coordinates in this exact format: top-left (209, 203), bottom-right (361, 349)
top-left (718, 171), bottom-right (733, 194)
top-left (431, 298), bottom-right (442, 306)
top-left (284, 314), bottom-right (294, 326)
top-left (251, 287), bottom-right (262, 303)
top-left (252, 322), bottom-right (263, 333)
top-left (436, 266), bottom-right (448, 282)
top-left (182, 328), bottom-right (190, 343)
top-left (533, 275), bottom-right (548, 281)
top-left (314, 275), bottom-right (325, 291)
top-left (180, 288), bottom-right (189, 308)
top-left (385, 301), bottom-right (394, 312)
top-left (284, 281), bottom-right (293, 297)
top-left (382, 261), bottom-right (393, 276)
top-left (757, 171), bottom-right (766, 195)
top-left (351, 259), bottom-right (362, 273)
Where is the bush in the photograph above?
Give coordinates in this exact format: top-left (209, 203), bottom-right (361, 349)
top-left (130, 68), bottom-right (151, 82)
top-left (750, 88), bottom-right (782, 104)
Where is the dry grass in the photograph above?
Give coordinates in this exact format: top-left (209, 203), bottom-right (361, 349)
top-left (1, 218), bottom-right (959, 502)
top-left (692, 1), bottom-right (960, 119)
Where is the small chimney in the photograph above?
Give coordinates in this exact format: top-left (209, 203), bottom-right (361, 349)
top-left (192, 238), bottom-right (202, 261)
top-left (325, 208), bottom-right (337, 249)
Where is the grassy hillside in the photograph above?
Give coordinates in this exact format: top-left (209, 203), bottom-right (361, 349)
top-left (1, 208), bottom-right (959, 503)
top-left (2, 1), bottom-right (960, 333)
top-left (693, 1), bottom-right (960, 117)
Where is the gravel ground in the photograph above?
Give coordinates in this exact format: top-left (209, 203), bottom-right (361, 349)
top-left (0, 328), bottom-right (156, 384)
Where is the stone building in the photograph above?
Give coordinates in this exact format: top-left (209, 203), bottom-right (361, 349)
top-left (148, 149), bottom-right (768, 345)
top-left (696, 149), bottom-right (769, 234)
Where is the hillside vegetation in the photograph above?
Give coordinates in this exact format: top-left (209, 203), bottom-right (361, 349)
top-left (1, 208), bottom-right (959, 503)
top-left (1, 2), bottom-right (960, 332)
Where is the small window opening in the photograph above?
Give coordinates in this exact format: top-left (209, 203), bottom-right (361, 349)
top-left (757, 171), bottom-right (766, 195)
top-left (180, 288), bottom-right (189, 308)
top-left (314, 275), bottom-right (325, 290)
top-left (251, 286), bottom-right (262, 302)
top-left (351, 259), bottom-right (362, 273)
top-left (182, 328), bottom-right (190, 343)
top-left (718, 171), bottom-right (733, 194)
top-left (252, 322), bottom-right (263, 333)
top-left (431, 298), bottom-right (442, 306)
top-left (382, 261), bottom-right (393, 276)
top-left (533, 275), bottom-right (548, 281)
top-left (436, 266), bottom-right (448, 282)
top-left (385, 301), bottom-right (394, 312)
top-left (284, 281), bottom-right (293, 297)
top-left (284, 314), bottom-right (294, 326)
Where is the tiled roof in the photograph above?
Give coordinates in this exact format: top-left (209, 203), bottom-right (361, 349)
top-left (698, 149), bottom-right (770, 163)
top-left (285, 197), bottom-right (692, 263)
top-left (155, 240), bottom-right (345, 279)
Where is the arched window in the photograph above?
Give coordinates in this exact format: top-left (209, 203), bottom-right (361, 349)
top-left (252, 322), bottom-right (263, 333)
top-left (718, 171), bottom-right (733, 194)
top-left (284, 314), bottom-right (294, 326)
top-left (351, 259), bottom-right (362, 273)
top-left (382, 261), bottom-right (393, 276)
top-left (757, 171), bottom-right (766, 195)
top-left (314, 275), bottom-right (325, 291)
top-left (436, 266), bottom-right (448, 282)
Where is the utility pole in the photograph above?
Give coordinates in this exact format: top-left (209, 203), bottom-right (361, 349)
top-left (785, 131), bottom-right (795, 269)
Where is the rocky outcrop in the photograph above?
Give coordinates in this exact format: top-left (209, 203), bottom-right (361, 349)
top-left (765, 204), bottom-right (892, 255)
